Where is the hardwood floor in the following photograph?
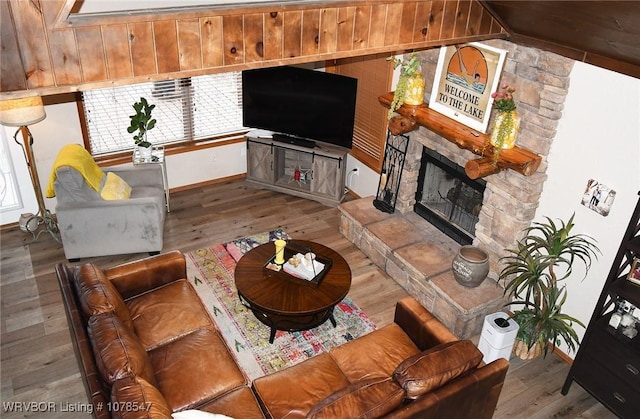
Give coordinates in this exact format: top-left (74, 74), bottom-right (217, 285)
top-left (1, 179), bottom-right (615, 418)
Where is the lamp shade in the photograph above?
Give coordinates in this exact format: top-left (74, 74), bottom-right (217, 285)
top-left (0, 96), bottom-right (46, 127)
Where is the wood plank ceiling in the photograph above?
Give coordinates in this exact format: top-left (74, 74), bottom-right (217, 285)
top-left (1, 0), bottom-right (638, 98)
top-left (481, 0), bottom-right (640, 78)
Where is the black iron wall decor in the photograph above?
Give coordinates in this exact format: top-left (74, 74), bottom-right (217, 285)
top-left (373, 131), bottom-right (410, 213)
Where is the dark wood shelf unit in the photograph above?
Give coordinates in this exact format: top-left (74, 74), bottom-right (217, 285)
top-left (378, 92), bottom-right (542, 179)
top-left (562, 191), bottom-right (640, 418)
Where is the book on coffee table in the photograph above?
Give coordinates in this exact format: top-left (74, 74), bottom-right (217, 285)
top-left (282, 253), bottom-right (325, 281)
top-left (263, 242), bottom-right (333, 287)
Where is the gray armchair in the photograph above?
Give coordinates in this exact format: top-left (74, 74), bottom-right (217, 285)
top-left (52, 149), bottom-right (166, 261)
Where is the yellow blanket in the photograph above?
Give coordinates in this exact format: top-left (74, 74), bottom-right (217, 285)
top-left (46, 144), bottom-right (105, 197)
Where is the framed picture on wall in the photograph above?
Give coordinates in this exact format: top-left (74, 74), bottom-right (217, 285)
top-left (580, 179), bottom-right (616, 217)
top-left (428, 42), bottom-right (507, 133)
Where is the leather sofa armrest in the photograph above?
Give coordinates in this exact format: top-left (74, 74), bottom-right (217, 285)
top-left (104, 250), bottom-right (187, 299)
top-left (386, 358), bottom-right (509, 419)
top-left (394, 297), bottom-right (458, 350)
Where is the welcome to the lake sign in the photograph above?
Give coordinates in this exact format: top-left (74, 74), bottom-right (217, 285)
top-left (429, 42), bottom-right (507, 133)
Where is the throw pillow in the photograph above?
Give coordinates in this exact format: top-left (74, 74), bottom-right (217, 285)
top-left (393, 340), bottom-right (483, 399)
top-left (172, 411), bottom-right (233, 419)
top-left (73, 263), bottom-right (134, 330)
top-left (101, 172), bottom-right (132, 200)
top-left (306, 377), bottom-right (405, 419)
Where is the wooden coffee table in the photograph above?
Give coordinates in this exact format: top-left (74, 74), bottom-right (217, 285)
top-left (234, 240), bottom-right (351, 343)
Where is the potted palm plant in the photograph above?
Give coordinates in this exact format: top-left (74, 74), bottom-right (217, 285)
top-left (498, 214), bottom-right (600, 359)
top-left (387, 52), bottom-right (424, 120)
top-left (127, 97), bottom-right (156, 160)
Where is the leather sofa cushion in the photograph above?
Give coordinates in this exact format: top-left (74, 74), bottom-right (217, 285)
top-left (330, 323), bottom-right (420, 382)
top-left (252, 352), bottom-right (351, 419)
top-left (105, 250), bottom-right (187, 299)
top-left (306, 377), bottom-right (405, 419)
top-left (126, 279), bottom-right (213, 350)
top-left (74, 264), bottom-right (134, 330)
top-left (88, 313), bottom-right (156, 386)
top-left (393, 340), bottom-right (483, 399)
top-left (126, 279), bottom-right (211, 351)
top-left (172, 411), bottom-right (232, 419)
top-left (110, 376), bottom-right (173, 419)
top-left (198, 387), bottom-right (266, 419)
top-left (148, 327), bottom-right (246, 412)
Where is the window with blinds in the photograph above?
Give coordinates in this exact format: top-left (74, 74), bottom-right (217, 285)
top-left (82, 72), bottom-right (244, 156)
top-left (333, 54), bottom-right (392, 173)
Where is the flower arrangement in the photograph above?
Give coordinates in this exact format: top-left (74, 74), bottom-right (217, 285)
top-left (491, 84), bottom-right (517, 112)
top-left (387, 52), bottom-right (423, 119)
top-left (488, 84), bottom-right (520, 158)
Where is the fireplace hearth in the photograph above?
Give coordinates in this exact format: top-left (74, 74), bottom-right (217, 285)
top-left (415, 147), bottom-right (486, 245)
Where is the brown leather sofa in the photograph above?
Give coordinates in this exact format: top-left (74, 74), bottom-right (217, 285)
top-left (56, 251), bottom-right (509, 419)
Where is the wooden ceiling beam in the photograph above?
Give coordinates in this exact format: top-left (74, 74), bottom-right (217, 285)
top-left (1, 0), bottom-right (507, 98)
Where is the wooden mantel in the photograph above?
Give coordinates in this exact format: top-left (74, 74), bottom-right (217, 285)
top-left (379, 92), bottom-right (541, 179)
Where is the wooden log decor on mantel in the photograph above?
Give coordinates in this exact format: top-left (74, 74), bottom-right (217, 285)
top-left (379, 92), bottom-right (542, 179)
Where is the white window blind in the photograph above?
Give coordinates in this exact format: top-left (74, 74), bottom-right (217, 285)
top-left (82, 72), bottom-right (244, 155)
top-left (334, 55), bottom-right (392, 173)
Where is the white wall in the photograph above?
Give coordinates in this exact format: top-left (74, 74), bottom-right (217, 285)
top-left (345, 155), bottom-right (379, 198)
top-left (533, 61), bottom-right (640, 357)
top-left (76, 0), bottom-right (281, 14)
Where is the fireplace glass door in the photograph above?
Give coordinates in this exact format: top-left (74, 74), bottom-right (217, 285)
top-left (415, 148), bottom-right (486, 245)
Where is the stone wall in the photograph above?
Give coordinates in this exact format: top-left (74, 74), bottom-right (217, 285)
top-left (395, 40), bottom-right (574, 279)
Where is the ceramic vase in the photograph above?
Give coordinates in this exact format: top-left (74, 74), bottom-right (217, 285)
top-left (274, 239), bottom-right (287, 265)
top-left (489, 110), bottom-right (521, 149)
top-left (404, 73), bottom-right (425, 106)
top-left (452, 245), bottom-right (490, 288)
top-left (138, 145), bottom-right (153, 161)
top-left (19, 213), bottom-right (38, 232)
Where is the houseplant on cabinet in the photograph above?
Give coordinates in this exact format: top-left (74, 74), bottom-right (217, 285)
top-left (498, 214), bottom-right (600, 359)
top-left (387, 52), bottom-right (424, 120)
top-left (128, 97), bottom-right (156, 160)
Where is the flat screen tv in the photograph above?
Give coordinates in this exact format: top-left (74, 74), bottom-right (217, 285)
top-left (242, 66), bottom-right (357, 149)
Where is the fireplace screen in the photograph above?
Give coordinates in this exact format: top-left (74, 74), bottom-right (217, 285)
top-left (415, 148), bottom-right (486, 245)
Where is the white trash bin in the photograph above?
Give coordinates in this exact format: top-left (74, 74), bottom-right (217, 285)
top-left (478, 312), bottom-right (519, 363)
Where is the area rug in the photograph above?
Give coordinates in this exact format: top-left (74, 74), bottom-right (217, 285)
top-left (185, 229), bottom-right (377, 381)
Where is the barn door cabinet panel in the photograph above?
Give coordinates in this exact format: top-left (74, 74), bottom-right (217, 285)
top-left (245, 134), bottom-right (348, 207)
top-left (246, 140), bottom-right (274, 184)
top-left (310, 154), bottom-right (346, 202)
top-left (562, 192), bottom-right (640, 418)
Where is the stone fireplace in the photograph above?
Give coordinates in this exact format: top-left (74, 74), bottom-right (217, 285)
top-left (395, 41), bottom-right (574, 277)
top-left (339, 41), bottom-right (574, 337)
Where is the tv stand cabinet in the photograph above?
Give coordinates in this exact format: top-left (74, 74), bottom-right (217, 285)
top-left (245, 133), bottom-right (348, 207)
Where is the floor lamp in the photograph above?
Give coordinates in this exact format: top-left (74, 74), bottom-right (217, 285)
top-left (0, 96), bottom-right (59, 242)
